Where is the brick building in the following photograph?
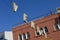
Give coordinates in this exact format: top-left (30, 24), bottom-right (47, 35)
top-left (0, 31), bottom-right (13, 40)
top-left (12, 8), bottom-right (60, 40)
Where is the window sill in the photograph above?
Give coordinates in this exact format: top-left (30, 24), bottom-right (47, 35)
top-left (34, 33), bottom-right (49, 38)
top-left (53, 29), bottom-right (60, 32)
top-left (26, 39), bottom-right (29, 40)
top-left (34, 35), bottom-right (41, 38)
top-left (25, 38), bottom-right (30, 40)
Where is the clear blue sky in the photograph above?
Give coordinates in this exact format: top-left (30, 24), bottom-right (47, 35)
top-left (0, 0), bottom-right (60, 32)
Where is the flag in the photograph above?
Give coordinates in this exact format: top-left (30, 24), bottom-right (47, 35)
top-left (13, 2), bottom-right (18, 12)
top-left (23, 13), bottom-right (27, 23)
top-left (57, 7), bottom-right (60, 13)
top-left (31, 21), bottom-right (35, 29)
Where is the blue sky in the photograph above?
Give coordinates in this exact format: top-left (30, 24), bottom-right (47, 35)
top-left (0, 0), bottom-right (60, 32)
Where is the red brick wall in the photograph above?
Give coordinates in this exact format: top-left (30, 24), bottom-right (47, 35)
top-left (12, 13), bottom-right (60, 40)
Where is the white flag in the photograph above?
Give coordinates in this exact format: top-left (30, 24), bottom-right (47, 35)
top-left (23, 13), bottom-right (27, 23)
top-left (31, 21), bottom-right (35, 29)
top-left (57, 7), bottom-right (60, 13)
top-left (13, 2), bottom-right (18, 12)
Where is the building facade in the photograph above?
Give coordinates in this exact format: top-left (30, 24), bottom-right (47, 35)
top-left (0, 31), bottom-right (13, 40)
top-left (13, 9), bottom-right (60, 40)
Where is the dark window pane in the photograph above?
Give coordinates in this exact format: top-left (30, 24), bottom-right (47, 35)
top-left (23, 33), bottom-right (26, 39)
top-left (19, 34), bottom-right (22, 40)
top-left (37, 32), bottom-right (39, 35)
top-left (40, 28), bottom-right (43, 30)
top-left (36, 29), bottom-right (40, 35)
top-left (44, 26), bottom-right (48, 33)
top-left (55, 24), bottom-right (59, 29)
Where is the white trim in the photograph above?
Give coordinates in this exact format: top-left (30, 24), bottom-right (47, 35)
top-left (22, 34), bottom-right (24, 40)
top-left (35, 31), bottom-right (37, 36)
top-left (53, 25), bottom-right (57, 31)
top-left (58, 24), bottom-right (60, 29)
top-left (43, 28), bottom-right (47, 38)
top-left (26, 33), bottom-right (28, 39)
top-left (39, 30), bottom-right (41, 35)
top-left (18, 35), bottom-right (20, 40)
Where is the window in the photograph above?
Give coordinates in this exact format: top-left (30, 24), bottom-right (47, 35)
top-left (27, 32), bottom-right (30, 39)
top-left (36, 29), bottom-right (40, 36)
top-left (0, 35), bottom-right (4, 40)
top-left (35, 26), bottom-right (41, 36)
top-left (44, 26), bottom-right (48, 33)
top-left (40, 28), bottom-right (43, 30)
top-left (58, 24), bottom-right (60, 29)
top-left (18, 32), bottom-right (30, 40)
top-left (55, 24), bottom-right (59, 30)
top-left (19, 34), bottom-right (22, 40)
top-left (54, 18), bottom-right (60, 30)
top-left (43, 26), bottom-right (48, 38)
top-left (25, 32), bottom-right (30, 40)
top-left (40, 28), bottom-right (44, 36)
top-left (23, 33), bottom-right (26, 40)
